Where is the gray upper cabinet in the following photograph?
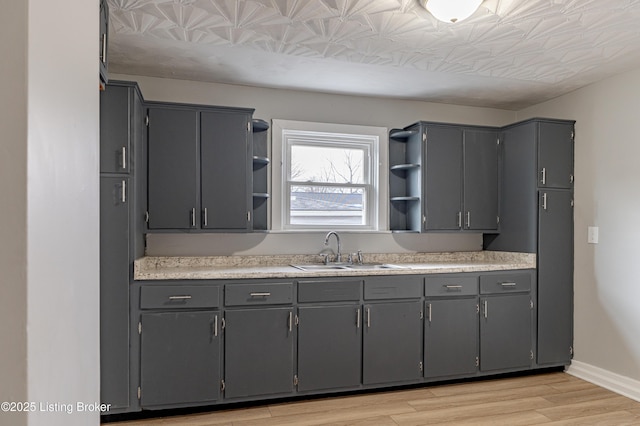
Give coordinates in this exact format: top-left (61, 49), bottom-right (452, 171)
top-left (146, 103), bottom-right (254, 231)
top-left (147, 106), bottom-right (198, 230)
top-left (100, 85), bottom-right (130, 174)
top-left (424, 125), bottom-right (463, 231)
top-left (538, 122), bottom-right (574, 189)
top-left (200, 110), bottom-right (251, 230)
top-left (463, 128), bottom-right (499, 231)
top-left (140, 310), bottom-right (221, 408)
top-left (99, 0), bottom-right (108, 87)
top-left (363, 300), bottom-right (423, 385)
top-left (391, 121), bottom-right (499, 232)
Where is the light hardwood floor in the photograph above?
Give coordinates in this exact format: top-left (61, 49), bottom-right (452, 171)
top-left (106, 372), bottom-right (640, 425)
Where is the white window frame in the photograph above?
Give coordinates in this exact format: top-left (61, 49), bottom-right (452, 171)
top-left (271, 119), bottom-right (388, 232)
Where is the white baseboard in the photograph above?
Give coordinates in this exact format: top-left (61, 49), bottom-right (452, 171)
top-left (566, 360), bottom-right (640, 402)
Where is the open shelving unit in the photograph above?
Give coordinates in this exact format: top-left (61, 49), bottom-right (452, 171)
top-left (388, 126), bottom-right (422, 232)
top-left (252, 119), bottom-right (270, 231)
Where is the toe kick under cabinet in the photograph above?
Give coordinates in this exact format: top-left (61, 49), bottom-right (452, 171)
top-left (128, 269), bottom-right (547, 413)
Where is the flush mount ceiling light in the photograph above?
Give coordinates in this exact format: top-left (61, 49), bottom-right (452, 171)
top-left (421, 0), bottom-right (483, 23)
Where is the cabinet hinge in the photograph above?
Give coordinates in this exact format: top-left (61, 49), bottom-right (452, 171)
top-left (496, 138), bottom-right (500, 145)
top-left (247, 121), bottom-right (251, 132)
top-left (220, 379), bottom-right (225, 392)
top-left (530, 350), bottom-right (534, 360)
top-left (475, 357), bottom-right (479, 367)
top-left (419, 361), bottom-right (423, 372)
top-left (145, 115), bottom-right (149, 127)
top-left (496, 216), bottom-right (500, 225)
top-left (138, 322), bottom-right (142, 335)
top-left (293, 375), bottom-right (299, 387)
top-left (422, 132), bottom-right (427, 143)
top-left (221, 317), bottom-right (226, 330)
top-left (144, 211), bottom-right (149, 223)
top-left (476, 304), bottom-right (480, 314)
top-left (419, 310), bottom-right (424, 320)
top-left (530, 300), bottom-right (534, 310)
top-left (571, 199), bottom-right (574, 207)
top-left (571, 130), bottom-right (575, 140)
top-left (569, 346), bottom-right (574, 356)
top-left (137, 387), bottom-right (141, 400)
top-left (247, 211), bottom-right (251, 222)
top-left (570, 174), bottom-right (574, 184)
top-left (295, 314), bottom-right (299, 326)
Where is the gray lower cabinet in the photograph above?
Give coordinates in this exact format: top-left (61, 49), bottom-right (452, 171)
top-left (140, 311), bottom-right (221, 408)
top-left (224, 307), bottom-right (295, 399)
top-left (363, 301), bottom-right (423, 385)
top-left (100, 177), bottom-right (130, 409)
top-left (297, 305), bottom-right (362, 392)
top-left (479, 272), bottom-right (534, 372)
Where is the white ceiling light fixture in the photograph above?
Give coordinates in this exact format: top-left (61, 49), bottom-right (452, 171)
top-left (421, 0), bottom-right (483, 23)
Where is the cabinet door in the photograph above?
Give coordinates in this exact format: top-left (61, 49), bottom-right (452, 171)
top-left (363, 301), bottom-right (423, 385)
top-left (425, 298), bottom-right (478, 378)
top-left (99, 0), bottom-right (108, 85)
top-left (463, 129), bottom-right (499, 231)
top-left (100, 177), bottom-right (130, 409)
top-left (140, 311), bottom-right (220, 407)
top-left (224, 308), bottom-right (294, 399)
top-left (147, 107), bottom-right (198, 229)
top-left (297, 305), bottom-right (361, 392)
top-left (480, 294), bottom-right (532, 371)
top-left (424, 126), bottom-right (463, 231)
top-left (538, 122), bottom-right (574, 189)
top-left (200, 111), bottom-right (250, 230)
top-left (538, 190), bottom-right (574, 364)
top-left (100, 85), bottom-right (129, 173)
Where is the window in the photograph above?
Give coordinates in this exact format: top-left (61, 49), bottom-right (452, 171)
top-left (272, 120), bottom-right (388, 231)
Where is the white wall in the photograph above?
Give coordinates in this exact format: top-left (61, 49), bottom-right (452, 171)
top-left (0, 0), bottom-right (101, 425)
top-left (0, 2), bottom-right (28, 425)
top-left (114, 73), bottom-right (516, 256)
top-left (518, 68), bottom-right (640, 383)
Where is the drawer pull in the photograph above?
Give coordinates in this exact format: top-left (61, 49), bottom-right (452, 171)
top-left (444, 285), bottom-right (463, 289)
top-left (500, 282), bottom-right (517, 287)
top-left (168, 295), bottom-right (192, 300)
top-left (250, 292), bottom-right (271, 297)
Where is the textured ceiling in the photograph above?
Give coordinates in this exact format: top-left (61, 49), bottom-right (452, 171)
top-left (108, 0), bottom-right (640, 109)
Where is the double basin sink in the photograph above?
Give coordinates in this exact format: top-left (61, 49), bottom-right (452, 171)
top-left (291, 263), bottom-right (409, 272)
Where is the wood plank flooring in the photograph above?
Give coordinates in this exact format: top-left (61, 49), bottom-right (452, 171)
top-left (105, 372), bottom-right (640, 425)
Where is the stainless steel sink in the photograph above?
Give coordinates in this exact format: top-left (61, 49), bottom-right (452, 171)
top-left (291, 263), bottom-right (408, 272)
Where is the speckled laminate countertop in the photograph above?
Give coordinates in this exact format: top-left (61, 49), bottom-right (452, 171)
top-left (134, 251), bottom-right (535, 281)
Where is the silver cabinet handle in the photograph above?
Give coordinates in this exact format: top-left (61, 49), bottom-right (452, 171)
top-left (168, 295), bottom-right (192, 300)
top-left (445, 285), bottom-right (463, 289)
top-left (191, 208), bottom-right (196, 227)
top-left (101, 34), bottom-right (107, 63)
top-left (457, 211), bottom-right (462, 228)
top-left (288, 311), bottom-right (293, 332)
top-left (483, 300), bottom-right (488, 319)
top-left (214, 315), bottom-right (218, 337)
top-left (203, 208), bottom-right (208, 227)
top-left (121, 146), bottom-right (127, 170)
top-left (466, 211), bottom-right (471, 228)
top-left (427, 303), bottom-right (432, 323)
top-left (250, 292), bottom-right (271, 297)
top-left (500, 282), bottom-right (517, 287)
top-left (356, 308), bottom-right (360, 328)
top-left (366, 307), bottom-right (371, 328)
top-left (541, 167), bottom-right (546, 185)
top-left (121, 180), bottom-right (126, 203)
top-left (542, 193), bottom-right (548, 211)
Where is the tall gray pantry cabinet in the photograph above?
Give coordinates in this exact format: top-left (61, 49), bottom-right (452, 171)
top-left (484, 118), bottom-right (575, 366)
top-left (99, 81), bottom-right (146, 412)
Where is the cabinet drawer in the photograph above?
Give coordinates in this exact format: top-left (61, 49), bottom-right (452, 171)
top-left (425, 275), bottom-right (478, 297)
top-left (364, 276), bottom-right (422, 300)
top-left (140, 285), bottom-right (220, 310)
top-left (480, 272), bottom-right (532, 294)
top-left (298, 279), bottom-right (362, 303)
top-left (225, 282), bottom-right (293, 306)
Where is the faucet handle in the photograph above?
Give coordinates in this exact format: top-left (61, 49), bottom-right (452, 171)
top-left (357, 250), bottom-right (364, 264)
